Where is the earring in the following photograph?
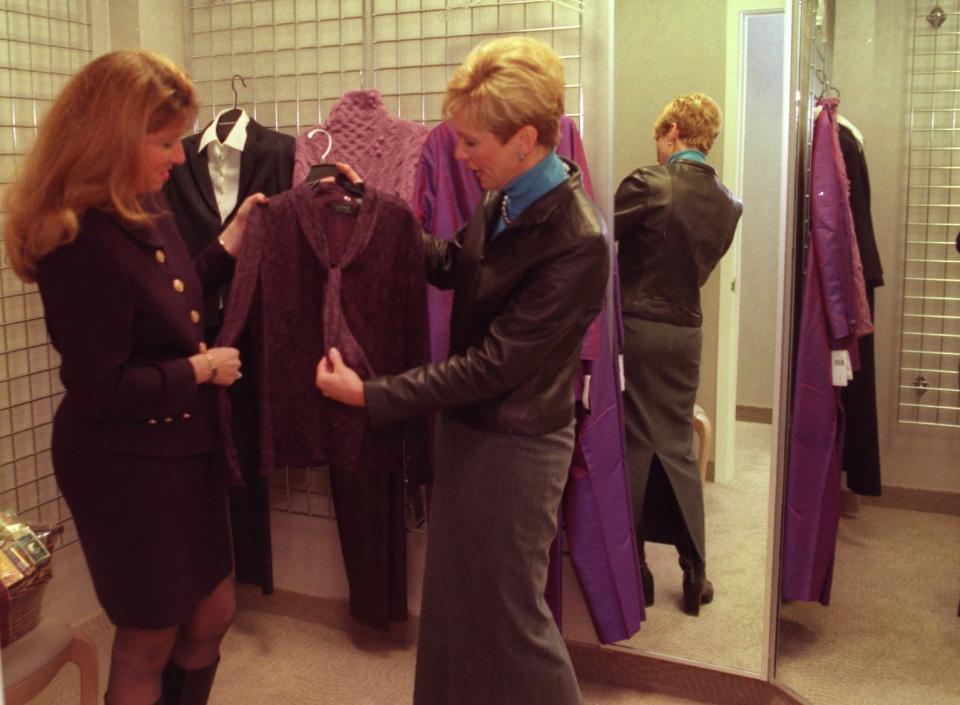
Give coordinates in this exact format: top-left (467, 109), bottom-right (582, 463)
top-left (518, 151), bottom-right (526, 162)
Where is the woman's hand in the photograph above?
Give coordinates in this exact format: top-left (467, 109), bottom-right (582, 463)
top-left (218, 192), bottom-right (268, 256)
top-left (190, 346), bottom-right (242, 386)
top-left (315, 347), bottom-right (365, 407)
top-left (334, 162), bottom-right (363, 184)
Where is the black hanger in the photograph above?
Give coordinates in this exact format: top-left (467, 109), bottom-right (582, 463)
top-left (216, 74), bottom-right (246, 142)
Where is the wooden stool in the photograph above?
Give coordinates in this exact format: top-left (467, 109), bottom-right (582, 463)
top-left (693, 403), bottom-right (712, 484)
top-left (2, 619), bottom-right (99, 705)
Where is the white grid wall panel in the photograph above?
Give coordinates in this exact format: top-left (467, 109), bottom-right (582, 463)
top-left (897, 1), bottom-right (960, 427)
top-left (189, 0), bottom-right (366, 134)
top-left (0, 0), bottom-right (91, 545)
top-left (186, 0), bottom-right (584, 518)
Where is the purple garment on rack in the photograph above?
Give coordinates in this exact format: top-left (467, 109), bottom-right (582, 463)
top-left (782, 100), bottom-right (862, 605)
top-left (293, 89), bottom-right (429, 208)
top-left (414, 117), bottom-right (599, 365)
top-left (413, 118), bottom-right (644, 644)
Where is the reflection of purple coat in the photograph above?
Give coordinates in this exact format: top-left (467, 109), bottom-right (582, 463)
top-left (413, 120), bottom-right (644, 642)
top-left (782, 101), bottom-right (860, 604)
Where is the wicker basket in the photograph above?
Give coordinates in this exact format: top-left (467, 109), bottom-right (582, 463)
top-left (0, 524), bottom-right (63, 648)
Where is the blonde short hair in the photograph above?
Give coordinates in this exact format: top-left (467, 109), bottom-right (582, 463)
top-left (653, 93), bottom-right (722, 155)
top-left (443, 36), bottom-right (565, 148)
top-left (2, 50), bottom-right (196, 282)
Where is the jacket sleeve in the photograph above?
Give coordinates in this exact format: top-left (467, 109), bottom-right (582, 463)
top-left (423, 228), bottom-right (462, 290)
top-left (194, 238), bottom-right (236, 299)
top-left (37, 232), bottom-right (200, 423)
top-left (365, 232), bottom-right (609, 426)
top-left (614, 168), bottom-right (667, 243)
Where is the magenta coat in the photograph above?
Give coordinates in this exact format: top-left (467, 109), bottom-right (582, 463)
top-left (782, 100), bottom-right (862, 603)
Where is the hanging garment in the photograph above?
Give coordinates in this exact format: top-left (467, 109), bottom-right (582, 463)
top-left (164, 115), bottom-right (295, 595)
top-left (782, 99), bottom-right (863, 604)
top-left (293, 89), bottom-right (429, 208)
top-left (838, 122), bottom-right (883, 496)
top-left (216, 181), bottom-right (430, 627)
top-left (413, 119), bottom-right (643, 644)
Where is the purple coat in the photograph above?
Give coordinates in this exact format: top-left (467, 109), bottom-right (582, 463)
top-left (782, 100), bottom-right (862, 604)
top-left (413, 119), bottom-right (644, 643)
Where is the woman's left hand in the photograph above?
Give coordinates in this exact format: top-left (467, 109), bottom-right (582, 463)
top-left (316, 347), bottom-right (365, 407)
top-left (218, 192), bottom-right (269, 256)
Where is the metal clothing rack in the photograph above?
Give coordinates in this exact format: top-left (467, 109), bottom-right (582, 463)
top-left (896, 1), bottom-right (960, 427)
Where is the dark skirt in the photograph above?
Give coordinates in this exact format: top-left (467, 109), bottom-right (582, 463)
top-left (413, 416), bottom-right (582, 705)
top-left (53, 429), bottom-right (233, 630)
top-left (622, 316), bottom-right (706, 562)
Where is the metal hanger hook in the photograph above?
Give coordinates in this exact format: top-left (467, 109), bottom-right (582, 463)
top-left (231, 74), bottom-right (247, 109)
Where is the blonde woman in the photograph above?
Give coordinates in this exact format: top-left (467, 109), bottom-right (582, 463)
top-left (615, 93), bottom-right (743, 616)
top-left (3, 50), bottom-right (264, 705)
top-left (317, 37), bottom-right (607, 705)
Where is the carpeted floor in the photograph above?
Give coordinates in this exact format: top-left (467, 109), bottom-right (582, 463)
top-left (13, 421), bottom-right (960, 705)
top-left (776, 503), bottom-right (960, 705)
top-left (618, 421), bottom-right (774, 674)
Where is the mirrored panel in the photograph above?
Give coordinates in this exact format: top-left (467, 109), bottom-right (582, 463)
top-left (613, 0), bottom-right (788, 674)
top-left (775, 0), bottom-right (960, 702)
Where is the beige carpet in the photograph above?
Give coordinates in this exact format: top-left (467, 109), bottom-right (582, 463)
top-left (776, 503), bottom-right (960, 705)
top-left (25, 609), bottom-right (719, 705)
top-left (618, 421), bottom-right (774, 674)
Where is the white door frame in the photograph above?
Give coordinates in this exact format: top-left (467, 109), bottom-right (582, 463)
top-left (716, 0), bottom-right (787, 484)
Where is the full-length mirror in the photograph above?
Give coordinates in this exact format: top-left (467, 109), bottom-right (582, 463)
top-left (775, 1), bottom-right (960, 703)
top-left (613, 0), bottom-right (788, 674)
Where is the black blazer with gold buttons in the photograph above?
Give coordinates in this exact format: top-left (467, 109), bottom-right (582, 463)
top-left (36, 195), bottom-right (235, 458)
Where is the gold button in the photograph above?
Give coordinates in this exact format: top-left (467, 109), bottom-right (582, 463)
top-left (163, 416), bottom-right (173, 423)
top-left (190, 310), bottom-right (200, 324)
top-left (172, 278), bottom-right (185, 293)
top-left (147, 418), bottom-right (158, 425)
top-left (155, 250), bottom-right (166, 264)
top-left (182, 412), bottom-right (192, 420)
top-left (198, 342), bottom-right (208, 353)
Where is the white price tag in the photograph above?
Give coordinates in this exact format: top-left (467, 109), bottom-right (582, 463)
top-left (831, 350), bottom-right (851, 387)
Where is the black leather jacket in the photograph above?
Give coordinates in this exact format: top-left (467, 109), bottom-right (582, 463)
top-left (365, 164), bottom-right (609, 435)
top-left (615, 160), bottom-right (742, 327)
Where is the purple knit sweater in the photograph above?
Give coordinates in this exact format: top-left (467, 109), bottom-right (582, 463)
top-left (215, 182), bottom-right (430, 482)
top-left (294, 90), bottom-right (429, 208)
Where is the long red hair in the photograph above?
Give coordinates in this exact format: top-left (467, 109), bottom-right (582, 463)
top-left (2, 50), bottom-right (196, 282)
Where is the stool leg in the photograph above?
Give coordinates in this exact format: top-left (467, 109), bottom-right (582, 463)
top-left (68, 631), bottom-right (100, 705)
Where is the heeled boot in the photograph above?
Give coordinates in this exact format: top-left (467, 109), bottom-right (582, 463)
top-left (637, 535), bottom-right (654, 607)
top-left (677, 531), bottom-right (713, 616)
top-left (161, 657), bottom-right (220, 705)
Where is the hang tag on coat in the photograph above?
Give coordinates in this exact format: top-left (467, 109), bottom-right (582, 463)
top-left (831, 350), bottom-right (851, 387)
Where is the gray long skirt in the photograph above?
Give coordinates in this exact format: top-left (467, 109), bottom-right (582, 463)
top-left (413, 416), bottom-right (582, 705)
top-left (622, 316), bottom-right (706, 562)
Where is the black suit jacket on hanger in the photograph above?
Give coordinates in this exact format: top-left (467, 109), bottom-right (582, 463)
top-left (163, 116), bottom-right (295, 595)
top-left (164, 117), bottom-right (296, 328)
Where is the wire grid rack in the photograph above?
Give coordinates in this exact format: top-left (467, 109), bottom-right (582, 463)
top-left (897, 0), bottom-right (960, 427)
top-left (186, 0), bottom-right (585, 520)
top-left (0, 0), bottom-right (91, 547)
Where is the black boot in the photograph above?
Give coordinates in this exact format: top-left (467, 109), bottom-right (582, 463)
top-left (161, 657), bottom-right (220, 705)
top-left (677, 529), bottom-right (713, 616)
top-left (637, 532), bottom-right (654, 607)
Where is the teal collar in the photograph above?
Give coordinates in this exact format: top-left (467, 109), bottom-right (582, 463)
top-left (669, 149), bottom-right (706, 164)
top-left (496, 150), bottom-right (568, 235)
